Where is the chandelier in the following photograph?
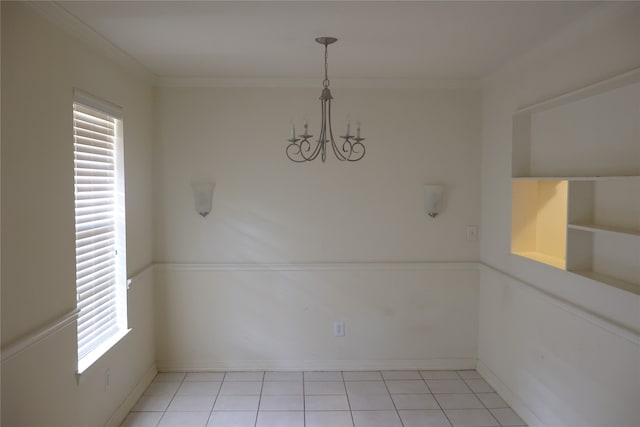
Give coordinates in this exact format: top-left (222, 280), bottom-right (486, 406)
top-left (286, 37), bottom-right (366, 163)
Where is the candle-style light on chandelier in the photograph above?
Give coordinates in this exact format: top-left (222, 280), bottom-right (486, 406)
top-left (286, 37), bottom-right (365, 163)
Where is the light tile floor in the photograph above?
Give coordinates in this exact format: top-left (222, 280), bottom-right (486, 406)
top-left (121, 370), bottom-right (526, 427)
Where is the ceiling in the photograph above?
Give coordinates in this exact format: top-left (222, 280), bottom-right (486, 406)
top-left (57, 1), bottom-right (599, 81)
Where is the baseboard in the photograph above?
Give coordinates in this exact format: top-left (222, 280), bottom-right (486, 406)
top-left (476, 360), bottom-right (544, 427)
top-left (104, 362), bottom-right (157, 427)
top-left (156, 358), bottom-right (477, 372)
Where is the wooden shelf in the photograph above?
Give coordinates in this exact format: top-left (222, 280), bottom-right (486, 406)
top-left (568, 223), bottom-right (640, 237)
top-left (513, 251), bottom-right (566, 270)
top-left (570, 270), bottom-right (640, 296)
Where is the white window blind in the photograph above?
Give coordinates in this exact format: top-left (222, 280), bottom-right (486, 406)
top-left (73, 91), bottom-right (127, 367)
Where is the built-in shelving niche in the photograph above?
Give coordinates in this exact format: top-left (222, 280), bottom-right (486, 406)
top-left (511, 67), bottom-right (640, 295)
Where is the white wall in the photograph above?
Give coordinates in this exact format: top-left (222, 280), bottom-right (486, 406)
top-left (155, 86), bottom-right (481, 263)
top-left (155, 264), bottom-right (479, 371)
top-left (154, 84), bottom-right (482, 369)
top-left (1, 3), bottom-right (155, 426)
top-left (479, 3), bottom-right (640, 426)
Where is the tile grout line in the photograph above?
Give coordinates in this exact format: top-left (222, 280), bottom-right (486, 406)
top-left (422, 370), bottom-right (454, 427)
top-left (381, 372), bottom-right (405, 427)
top-left (461, 375), bottom-right (502, 427)
top-left (158, 372), bottom-right (187, 427)
top-left (302, 372), bottom-right (306, 427)
top-left (342, 371), bottom-right (356, 427)
top-left (254, 371), bottom-right (265, 427)
top-left (205, 372), bottom-right (225, 427)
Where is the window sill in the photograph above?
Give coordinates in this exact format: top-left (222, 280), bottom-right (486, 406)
top-left (76, 328), bottom-right (131, 383)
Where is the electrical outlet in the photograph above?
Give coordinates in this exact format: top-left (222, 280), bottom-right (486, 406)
top-left (333, 320), bottom-right (345, 337)
top-left (466, 225), bottom-right (478, 241)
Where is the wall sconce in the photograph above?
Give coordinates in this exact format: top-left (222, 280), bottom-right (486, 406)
top-left (423, 184), bottom-right (444, 218)
top-left (191, 182), bottom-right (215, 217)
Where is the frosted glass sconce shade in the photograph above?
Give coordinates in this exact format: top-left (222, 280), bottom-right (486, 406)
top-left (192, 182), bottom-right (215, 217)
top-left (423, 184), bottom-right (444, 218)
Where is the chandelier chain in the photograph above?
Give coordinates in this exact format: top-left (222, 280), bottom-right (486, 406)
top-left (323, 43), bottom-right (330, 88)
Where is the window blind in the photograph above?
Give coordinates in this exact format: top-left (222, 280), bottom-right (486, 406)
top-left (73, 100), bottom-right (125, 361)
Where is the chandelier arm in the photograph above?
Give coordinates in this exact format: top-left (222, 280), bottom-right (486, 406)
top-left (286, 142), bottom-right (308, 162)
top-left (286, 133), bottom-right (320, 162)
top-left (327, 99), bottom-right (349, 161)
top-left (299, 136), bottom-right (320, 161)
top-left (346, 140), bottom-right (366, 162)
top-left (321, 98), bottom-right (328, 162)
top-left (332, 139), bottom-right (349, 161)
top-left (321, 142), bottom-right (326, 162)
top-left (342, 138), bottom-right (354, 158)
top-left (299, 138), bottom-right (311, 153)
top-left (298, 102), bottom-right (324, 162)
top-left (318, 109), bottom-right (326, 151)
top-left (299, 138), bottom-right (318, 162)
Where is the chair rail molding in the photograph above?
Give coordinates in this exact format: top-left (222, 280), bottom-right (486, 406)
top-left (478, 263), bottom-right (640, 345)
top-left (154, 261), bottom-right (480, 272)
top-left (1, 308), bottom-right (80, 363)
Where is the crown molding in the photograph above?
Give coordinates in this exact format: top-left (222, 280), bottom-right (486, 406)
top-left (25, 1), bottom-right (156, 83)
top-left (157, 77), bottom-right (481, 89)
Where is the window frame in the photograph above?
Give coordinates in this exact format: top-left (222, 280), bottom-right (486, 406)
top-left (73, 89), bottom-right (129, 375)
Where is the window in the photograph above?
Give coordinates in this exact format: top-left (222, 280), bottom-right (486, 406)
top-left (73, 90), bottom-right (128, 373)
